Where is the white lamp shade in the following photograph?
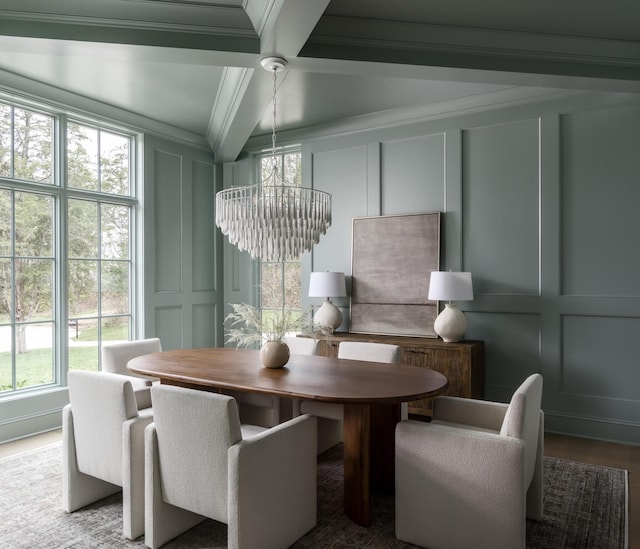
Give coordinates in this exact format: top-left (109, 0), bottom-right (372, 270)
top-left (428, 271), bottom-right (474, 302)
top-left (309, 272), bottom-right (347, 298)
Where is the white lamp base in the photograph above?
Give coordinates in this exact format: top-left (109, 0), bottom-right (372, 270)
top-left (433, 303), bottom-right (468, 343)
top-left (314, 298), bottom-right (343, 331)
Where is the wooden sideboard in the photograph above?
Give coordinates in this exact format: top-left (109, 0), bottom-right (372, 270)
top-left (299, 332), bottom-right (484, 418)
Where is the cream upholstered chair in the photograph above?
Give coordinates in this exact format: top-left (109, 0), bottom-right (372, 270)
top-left (144, 384), bottom-right (317, 549)
top-left (283, 336), bottom-right (320, 356)
top-left (63, 370), bottom-right (153, 540)
top-left (338, 340), bottom-right (400, 362)
top-left (297, 341), bottom-right (402, 453)
top-left (395, 373), bottom-right (544, 549)
top-left (101, 338), bottom-right (162, 410)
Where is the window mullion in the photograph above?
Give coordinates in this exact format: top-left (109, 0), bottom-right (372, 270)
top-left (10, 106), bottom-right (15, 179)
top-left (9, 191), bottom-right (16, 390)
top-left (57, 114), bottom-right (69, 387)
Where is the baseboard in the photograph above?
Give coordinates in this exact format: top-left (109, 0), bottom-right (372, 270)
top-left (545, 411), bottom-right (640, 446)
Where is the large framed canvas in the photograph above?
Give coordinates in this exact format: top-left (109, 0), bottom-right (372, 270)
top-left (350, 212), bottom-right (441, 337)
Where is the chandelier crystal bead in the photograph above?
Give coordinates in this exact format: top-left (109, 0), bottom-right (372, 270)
top-left (215, 56), bottom-right (332, 262)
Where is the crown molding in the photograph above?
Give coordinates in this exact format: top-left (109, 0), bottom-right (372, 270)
top-left (244, 87), bottom-right (587, 150)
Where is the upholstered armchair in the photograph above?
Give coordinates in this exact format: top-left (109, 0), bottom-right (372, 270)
top-left (63, 370), bottom-right (153, 540)
top-left (283, 336), bottom-right (320, 356)
top-left (101, 338), bottom-right (162, 410)
top-left (296, 341), bottom-right (402, 453)
top-left (144, 384), bottom-right (317, 549)
top-left (395, 373), bottom-right (544, 549)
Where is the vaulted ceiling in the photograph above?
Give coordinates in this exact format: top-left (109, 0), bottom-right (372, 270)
top-left (0, 0), bottom-right (638, 161)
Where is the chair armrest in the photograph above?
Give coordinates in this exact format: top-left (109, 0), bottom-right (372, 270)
top-left (123, 412), bottom-right (154, 466)
top-left (228, 414), bottom-right (317, 549)
top-left (62, 404), bottom-right (122, 513)
top-left (432, 396), bottom-right (508, 431)
top-left (122, 412), bottom-right (154, 540)
top-left (395, 420), bottom-right (527, 547)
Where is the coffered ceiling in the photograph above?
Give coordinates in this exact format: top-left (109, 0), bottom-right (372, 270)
top-left (0, 0), bottom-right (638, 161)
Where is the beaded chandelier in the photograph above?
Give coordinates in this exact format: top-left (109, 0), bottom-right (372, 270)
top-left (215, 56), bottom-right (332, 262)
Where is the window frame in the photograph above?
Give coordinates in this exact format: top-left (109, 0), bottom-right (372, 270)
top-left (0, 94), bottom-right (141, 397)
top-left (255, 145), bottom-right (303, 319)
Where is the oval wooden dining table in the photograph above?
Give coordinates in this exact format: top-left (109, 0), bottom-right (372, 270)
top-left (128, 347), bottom-right (448, 527)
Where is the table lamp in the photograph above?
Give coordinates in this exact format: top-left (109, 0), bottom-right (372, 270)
top-left (428, 271), bottom-right (474, 342)
top-left (309, 272), bottom-right (347, 331)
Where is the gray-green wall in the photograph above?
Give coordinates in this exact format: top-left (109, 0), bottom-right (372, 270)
top-left (244, 90), bottom-right (640, 445)
top-left (142, 135), bottom-right (222, 351)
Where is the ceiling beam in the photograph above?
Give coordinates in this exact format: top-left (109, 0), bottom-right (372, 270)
top-left (288, 56), bottom-right (640, 95)
top-left (208, 0), bottom-right (331, 162)
top-left (255, 0), bottom-right (332, 57)
top-left (0, 3), bottom-right (259, 53)
top-left (301, 16), bottom-right (640, 90)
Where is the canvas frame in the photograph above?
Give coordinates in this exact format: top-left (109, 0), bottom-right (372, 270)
top-left (350, 212), bottom-right (441, 337)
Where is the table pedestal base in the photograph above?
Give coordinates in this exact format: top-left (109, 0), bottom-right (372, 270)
top-left (343, 403), bottom-right (401, 526)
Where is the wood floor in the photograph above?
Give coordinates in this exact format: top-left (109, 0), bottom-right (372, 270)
top-left (1, 430), bottom-right (637, 547)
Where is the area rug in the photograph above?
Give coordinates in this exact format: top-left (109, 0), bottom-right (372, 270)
top-left (0, 442), bottom-right (628, 548)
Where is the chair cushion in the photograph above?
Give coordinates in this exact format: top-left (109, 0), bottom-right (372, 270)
top-left (240, 423), bottom-right (269, 439)
top-left (430, 419), bottom-right (499, 435)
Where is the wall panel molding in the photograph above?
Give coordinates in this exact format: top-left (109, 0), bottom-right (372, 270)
top-left (462, 118), bottom-right (541, 296)
top-left (561, 102), bottom-right (640, 297)
top-left (279, 92), bottom-right (640, 444)
top-left (145, 135), bottom-right (219, 350)
top-left (561, 314), bottom-right (640, 402)
top-left (153, 149), bottom-right (183, 293)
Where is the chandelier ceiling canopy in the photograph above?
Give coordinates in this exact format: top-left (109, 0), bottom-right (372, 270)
top-left (215, 56), bottom-right (332, 262)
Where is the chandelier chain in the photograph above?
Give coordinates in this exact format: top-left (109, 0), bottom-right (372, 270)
top-left (271, 65), bottom-right (278, 178)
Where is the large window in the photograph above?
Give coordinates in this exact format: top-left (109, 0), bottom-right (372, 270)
top-left (258, 148), bottom-right (303, 321)
top-left (0, 98), bottom-right (138, 395)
